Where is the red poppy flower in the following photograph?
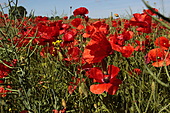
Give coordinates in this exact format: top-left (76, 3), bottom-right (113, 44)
top-left (147, 48), bottom-right (170, 67)
top-left (112, 20), bottom-right (118, 27)
top-left (19, 110), bottom-right (28, 113)
top-left (130, 13), bottom-right (152, 33)
top-left (0, 60), bottom-right (17, 83)
top-left (71, 18), bottom-right (82, 27)
top-left (63, 16), bottom-right (68, 20)
top-left (0, 87), bottom-right (7, 97)
top-left (0, 85), bottom-right (12, 97)
top-left (92, 21), bottom-right (102, 29)
top-left (93, 21), bottom-right (110, 35)
top-left (132, 68), bottom-right (142, 75)
top-left (122, 30), bottom-right (134, 40)
top-left (0, 61), bottom-right (13, 78)
top-left (99, 23), bottom-right (110, 35)
top-left (83, 21), bottom-right (109, 38)
top-left (62, 29), bottom-right (77, 42)
top-left (70, 18), bottom-right (84, 30)
top-left (82, 32), bottom-right (112, 64)
top-left (135, 37), bottom-right (150, 52)
top-left (88, 65), bottom-right (122, 95)
top-left (68, 77), bottom-right (85, 94)
top-left (73, 7), bottom-right (89, 17)
top-left (109, 31), bottom-right (133, 52)
top-left (0, 12), bottom-right (8, 18)
top-left (36, 25), bottom-right (60, 45)
top-left (83, 25), bottom-right (95, 38)
top-left (131, 13), bottom-right (151, 23)
top-left (111, 19), bottom-right (122, 28)
top-left (108, 34), bottom-right (122, 52)
top-left (52, 108), bottom-right (66, 113)
top-left (143, 8), bottom-right (158, 16)
top-left (76, 24), bottom-right (84, 30)
top-left (34, 16), bottom-right (48, 21)
top-left (128, 68), bottom-right (142, 76)
top-left (154, 36), bottom-right (170, 49)
top-left (64, 47), bottom-right (81, 62)
top-left (120, 44), bottom-right (134, 58)
top-left (109, 33), bottom-right (128, 47)
top-left (60, 38), bottom-right (79, 48)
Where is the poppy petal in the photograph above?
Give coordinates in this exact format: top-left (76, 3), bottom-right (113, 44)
top-left (154, 36), bottom-right (170, 48)
top-left (152, 60), bottom-right (170, 67)
top-left (107, 85), bottom-right (119, 95)
top-left (87, 67), bottom-right (104, 83)
top-left (82, 32), bottom-right (112, 64)
top-left (90, 84), bottom-right (112, 94)
top-left (110, 78), bottom-right (122, 86)
top-left (108, 65), bottom-right (120, 79)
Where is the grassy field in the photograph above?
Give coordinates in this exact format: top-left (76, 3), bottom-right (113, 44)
top-left (0, 1), bottom-right (170, 113)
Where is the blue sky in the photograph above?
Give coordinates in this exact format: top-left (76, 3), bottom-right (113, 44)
top-left (1, 0), bottom-right (170, 18)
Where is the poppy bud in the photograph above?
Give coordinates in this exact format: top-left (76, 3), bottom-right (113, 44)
top-left (62, 99), bottom-right (66, 108)
top-left (79, 85), bottom-right (83, 95)
top-left (58, 51), bottom-right (63, 61)
top-left (97, 102), bottom-right (101, 106)
top-left (151, 82), bottom-right (155, 94)
top-left (79, 83), bottom-right (88, 97)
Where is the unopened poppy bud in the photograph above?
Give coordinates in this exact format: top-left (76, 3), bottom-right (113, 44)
top-left (97, 102), bottom-right (101, 106)
top-left (79, 86), bottom-right (83, 95)
top-left (83, 90), bottom-right (88, 97)
top-left (62, 99), bottom-right (66, 108)
top-left (79, 83), bottom-right (88, 97)
top-left (82, 83), bottom-right (88, 97)
top-left (58, 51), bottom-right (63, 61)
top-left (151, 82), bottom-right (155, 93)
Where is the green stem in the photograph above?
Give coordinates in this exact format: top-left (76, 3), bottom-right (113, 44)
top-left (158, 103), bottom-right (170, 113)
top-left (144, 63), bottom-right (169, 87)
top-left (142, 0), bottom-right (170, 23)
top-left (131, 85), bottom-right (141, 113)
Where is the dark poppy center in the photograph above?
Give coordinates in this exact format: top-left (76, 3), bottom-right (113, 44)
top-left (103, 77), bottom-right (110, 83)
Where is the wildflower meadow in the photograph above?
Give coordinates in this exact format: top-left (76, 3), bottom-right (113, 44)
top-left (0, 0), bottom-right (170, 113)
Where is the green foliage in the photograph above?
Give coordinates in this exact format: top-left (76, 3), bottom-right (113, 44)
top-left (9, 6), bottom-right (27, 18)
top-left (69, 15), bottom-right (83, 19)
